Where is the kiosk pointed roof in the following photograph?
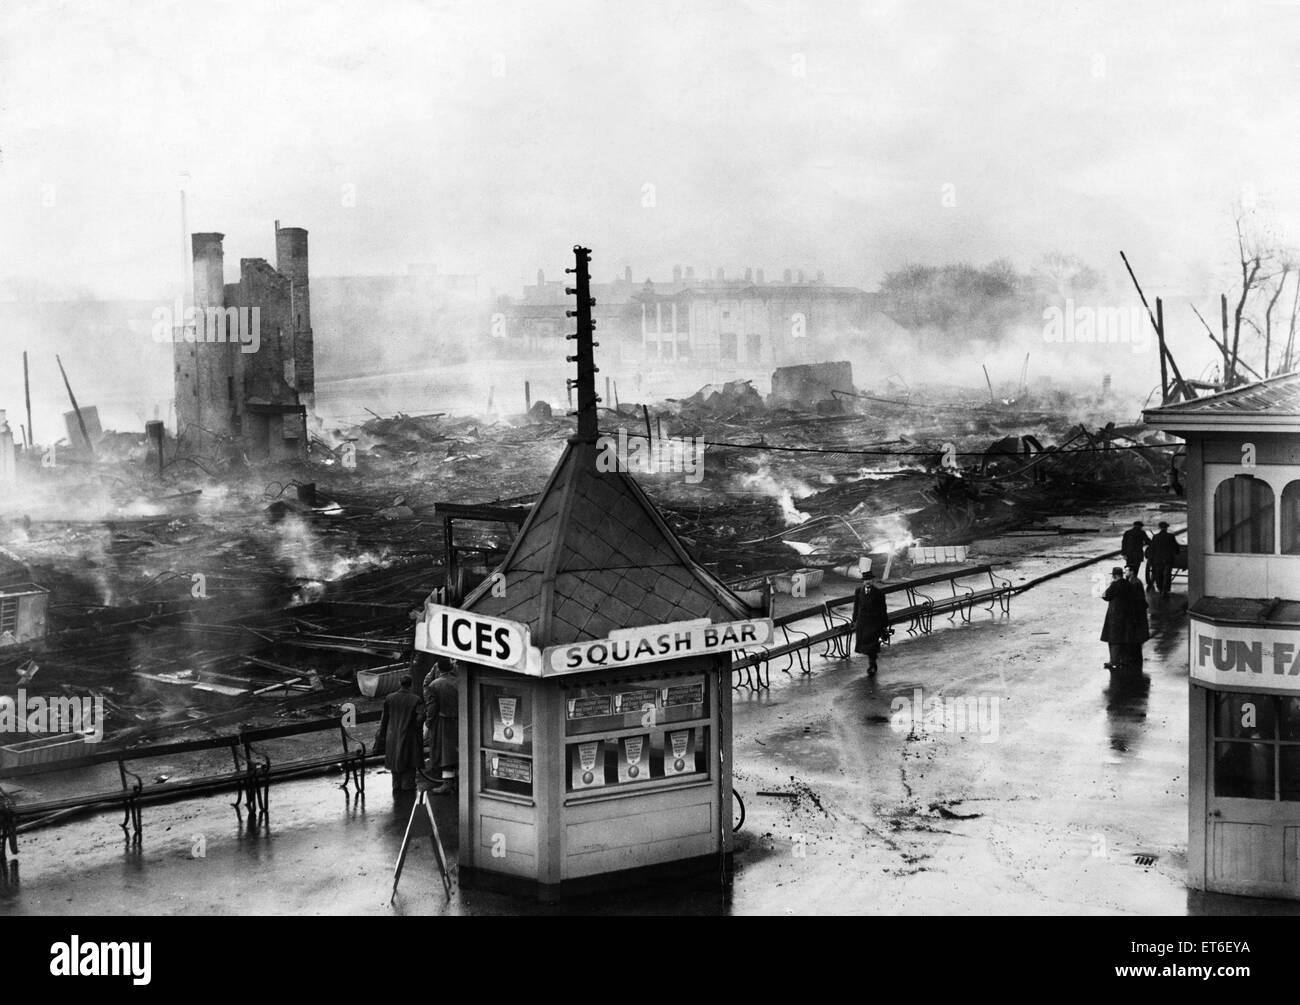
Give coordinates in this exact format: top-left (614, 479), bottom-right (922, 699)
top-left (461, 438), bottom-right (752, 645)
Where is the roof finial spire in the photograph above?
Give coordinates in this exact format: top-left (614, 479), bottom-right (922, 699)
top-left (565, 245), bottom-right (600, 442)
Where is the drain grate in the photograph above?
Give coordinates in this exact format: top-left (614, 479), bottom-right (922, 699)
top-left (1133, 853), bottom-right (1158, 867)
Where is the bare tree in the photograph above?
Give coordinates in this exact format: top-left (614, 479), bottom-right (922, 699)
top-left (1283, 264), bottom-right (1300, 375)
top-left (1224, 199), bottom-right (1296, 384)
top-left (1261, 260), bottom-right (1292, 378)
top-left (1230, 203), bottom-right (1270, 385)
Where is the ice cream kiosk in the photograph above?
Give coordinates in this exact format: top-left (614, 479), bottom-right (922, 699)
top-left (415, 247), bottom-right (768, 897)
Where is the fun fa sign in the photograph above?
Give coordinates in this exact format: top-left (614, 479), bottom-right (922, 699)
top-left (1190, 619), bottom-right (1300, 692)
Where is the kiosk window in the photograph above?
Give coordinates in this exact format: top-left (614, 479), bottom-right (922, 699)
top-left (563, 673), bottom-right (711, 794)
top-left (1212, 692), bottom-right (1300, 800)
top-left (567, 727), bottom-right (709, 791)
top-left (480, 684), bottom-right (532, 754)
top-left (482, 751), bottom-right (533, 798)
top-left (1282, 480), bottom-right (1300, 555)
top-left (1213, 475), bottom-right (1275, 554)
top-left (564, 675), bottom-right (707, 737)
top-left (479, 682), bottom-right (533, 797)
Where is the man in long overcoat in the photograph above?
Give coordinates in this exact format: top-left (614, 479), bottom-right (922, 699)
top-left (1100, 567), bottom-right (1129, 670)
top-left (852, 570), bottom-right (890, 675)
top-left (423, 660), bottom-right (459, 795)
top-left (377, 674), bottom-right (424, 796)
top-left (1124, 565), bottom-right (1150, 670)
top-left (1147, 521), bottom-right (1178, 598)
top-left (1121, 520), bottom-right (1150, 586)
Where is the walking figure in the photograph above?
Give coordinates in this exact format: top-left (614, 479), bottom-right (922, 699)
top-left (1147, 521), bottom-right (1178, 598)
top-left (852, 569), bottom-right (889, 675)
top-left (1120, 520), bottom-right (1149, 589)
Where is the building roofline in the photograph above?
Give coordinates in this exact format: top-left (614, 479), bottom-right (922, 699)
top-left (1143, 371), bottom-right (1300, 432)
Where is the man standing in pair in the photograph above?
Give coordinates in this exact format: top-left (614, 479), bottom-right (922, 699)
top-left (422, 659), bottom-right (460, 796)
top-left (1120, 520), bottom-right (1149, 586)
top-left (377, 674), bottom-right (425, 797)
top-left (1100, 567), bottom-right (1129, 670)
top-left (1147, 521), bottom-right (1179, 598)
top-left (1123, 565), bottom-right (1150, 670)
top-left (853, 569), bottom-right (889, 675)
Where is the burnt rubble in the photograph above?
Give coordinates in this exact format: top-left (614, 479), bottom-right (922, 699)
top-left (0, 377), bottom-right (1180, 758)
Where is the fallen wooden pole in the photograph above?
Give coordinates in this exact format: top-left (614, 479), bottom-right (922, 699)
top-left (1191, 305), bottom-right (1262, 380)
top-left (22, 351), bottom-right (33, 450)
top-left (1119, 251), bottom-right (1193, 399)
top-left (1156, 299), bottom-right (1169, 404)
top-left (55, 354), bottom-right (93, 457)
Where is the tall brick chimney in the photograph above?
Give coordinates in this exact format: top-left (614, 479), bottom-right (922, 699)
top-left (191, 233), bottom-right (225, 309)
top-left (274, 225), bottom-right (313, 398)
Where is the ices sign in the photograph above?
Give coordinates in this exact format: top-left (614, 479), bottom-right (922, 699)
top-left (415, 604), bottom-right (532, 672)
top-left (415, 607), bottom-right (774, 677)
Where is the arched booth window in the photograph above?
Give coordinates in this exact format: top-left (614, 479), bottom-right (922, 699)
top-left (1214, 474), bottom-right (1275, 554)
top-left (1282, 480), bottom-right (1300, 555)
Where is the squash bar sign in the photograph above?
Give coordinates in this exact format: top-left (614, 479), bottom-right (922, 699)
top-left (543, 617), bottom-right (774, 676)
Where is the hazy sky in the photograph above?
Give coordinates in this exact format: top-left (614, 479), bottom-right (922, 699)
top-left (3, 0), bottom-right (1300, 300)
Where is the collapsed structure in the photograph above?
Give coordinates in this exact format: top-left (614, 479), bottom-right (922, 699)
top-left (0, 546), bottom-right (47, 647)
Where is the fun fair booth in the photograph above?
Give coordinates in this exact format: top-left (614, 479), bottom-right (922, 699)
top-left (416, 247), bottom-right (769, 897)
top-left (1146, 373), bottom-right (1300, 900)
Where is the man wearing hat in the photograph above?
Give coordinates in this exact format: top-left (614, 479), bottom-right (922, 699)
top-left (1120, 520), bottom-right (1149, 585)
top-left (852, 569), bottom-right (890, 675)
top-left (1099, 567), bottom-right (1130, 670)
top-left (1147, 521), bottom-right (1179, 598)
top-left (422, 658), bottom-right (460, 796)
top-left (376, 674), bottom-right (425, 798)
top-left (1123, 564), bottom-right (1150, 669)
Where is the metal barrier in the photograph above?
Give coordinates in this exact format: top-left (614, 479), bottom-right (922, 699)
top-left (0, 709), bottom-right (384, 860)
top-left (730, 566), bottom-right (1013, 692)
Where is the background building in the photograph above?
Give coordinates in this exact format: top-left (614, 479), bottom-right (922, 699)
top-left (497, 266), bottom-right (903, 387)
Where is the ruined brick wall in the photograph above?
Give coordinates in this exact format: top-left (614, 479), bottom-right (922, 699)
top-left (175, 227), bottom-right (312, 463)
top-left (233, 258), bottom-right (296, 408)
top-left (175, 233), bottom-right (239, 453)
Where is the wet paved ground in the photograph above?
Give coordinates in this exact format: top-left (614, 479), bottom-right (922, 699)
top-left (5, 517), bottom-right (1300, 915)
